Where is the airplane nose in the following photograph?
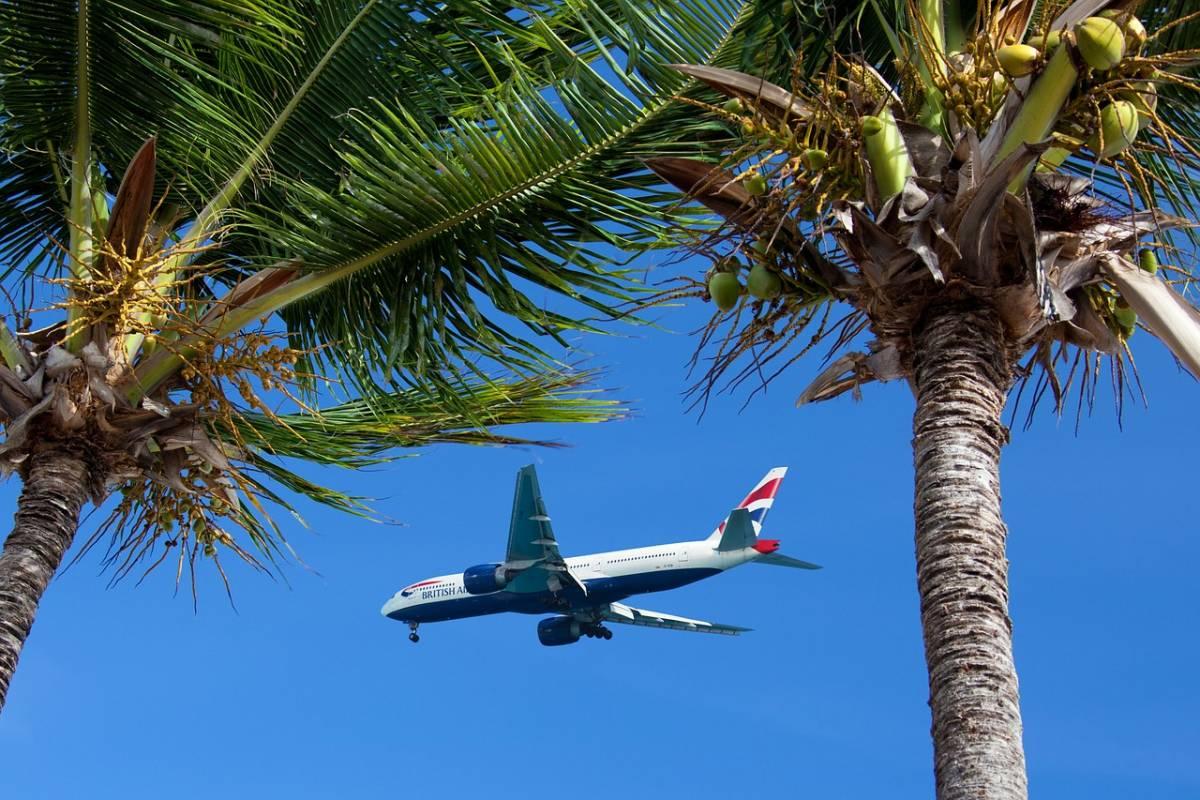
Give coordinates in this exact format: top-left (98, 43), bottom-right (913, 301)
top-left (381, 595), bottom-right (402, 618)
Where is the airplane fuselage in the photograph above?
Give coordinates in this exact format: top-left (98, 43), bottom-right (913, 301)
top-left (382, 540), bottom-right (758, 624)
top-left (381, 464), bottom-right (813, 644)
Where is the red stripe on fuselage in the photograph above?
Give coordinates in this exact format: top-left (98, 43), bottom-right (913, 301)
top-left (740, 478), bottom-right (781, 507)
top-left (406, 579), bottom-right (441, 590)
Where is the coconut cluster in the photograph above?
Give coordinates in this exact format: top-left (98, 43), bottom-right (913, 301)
top-left (646, 2), bottom-right (1198, 407)
top-left (688, 60), bottom-right (900, 316)
top-left (687, 9), bottom-right (1168, 324)
top-left (705, 239), bottom-right (784, 310)
top-left (998, 10), bottom-right (1156, 162)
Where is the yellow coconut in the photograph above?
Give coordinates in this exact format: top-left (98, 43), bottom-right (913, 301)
top-left (997, 44), bottom-right (1041, 77)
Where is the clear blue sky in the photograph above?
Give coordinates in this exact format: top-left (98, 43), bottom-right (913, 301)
top-left (1, 256), bottom-right (1197, 798)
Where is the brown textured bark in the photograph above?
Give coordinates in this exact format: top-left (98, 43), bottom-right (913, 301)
top-left (912, 302), bottom-right (1027, 800)
top-left (0, 444), bottom-right (90, 712)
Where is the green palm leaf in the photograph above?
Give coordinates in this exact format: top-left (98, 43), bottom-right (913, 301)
top-left (0, 0), bottom-right (832, 590)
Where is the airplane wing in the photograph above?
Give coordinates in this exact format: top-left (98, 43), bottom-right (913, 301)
top-left (600, 602), bottom-right (750, 636)
top-left (503, 465), bottom-right (587, 596)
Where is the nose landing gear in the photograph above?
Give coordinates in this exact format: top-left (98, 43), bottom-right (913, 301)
top-left (408, 622), bottom-right (420, 643)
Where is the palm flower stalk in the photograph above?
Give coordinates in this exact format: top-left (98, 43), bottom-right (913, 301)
top-left (648, 1), bottom-right (1200, 797)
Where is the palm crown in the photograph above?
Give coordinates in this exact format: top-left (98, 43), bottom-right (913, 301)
top-left (650, 0), bottom-right (1200, 410)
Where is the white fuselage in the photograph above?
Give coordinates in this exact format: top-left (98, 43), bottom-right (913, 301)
top-left (381, 539), bottom-right (764, 622)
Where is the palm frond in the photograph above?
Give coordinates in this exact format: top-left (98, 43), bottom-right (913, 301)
top-left (0, 0), bottom-right (300, 274)
top-left (109, 0), bottom-right (813, 401)
top-left (215, 368), bottom-right (624, 470)
top-left (76, 366), bottom-right (622, 587)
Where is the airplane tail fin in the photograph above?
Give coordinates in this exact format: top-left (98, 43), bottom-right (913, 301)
top-left (704, 467), bottom-right (787, 547)
top-left (704, 467), bottom-right (822, 569)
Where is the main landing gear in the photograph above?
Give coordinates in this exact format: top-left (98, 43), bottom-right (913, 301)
top-left (408, 622), bottom-right (420, 644)
top-left (582, 623), bottom-right (612, 640)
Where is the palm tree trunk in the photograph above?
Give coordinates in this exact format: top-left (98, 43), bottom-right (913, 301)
top-left (912, 301), bottom-right (1026, 800)
top-left (0, 444), bottom-right (90, 712)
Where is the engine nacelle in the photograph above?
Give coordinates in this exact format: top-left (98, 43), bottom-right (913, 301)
top-left (462, 563), bottom-right (507, 595)
top-left (537, 616), bottom-right (581, 647)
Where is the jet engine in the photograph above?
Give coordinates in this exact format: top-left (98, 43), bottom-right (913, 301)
top-left (462, 563), bottom-right (507, 594)
top-left (537, 616), bottom-right (581, 646)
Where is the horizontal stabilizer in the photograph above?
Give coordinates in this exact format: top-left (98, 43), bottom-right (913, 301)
top-left (755, 552), bottom-right (822, 570)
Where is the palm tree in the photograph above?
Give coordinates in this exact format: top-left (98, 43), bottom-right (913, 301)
top-left (0, 0), bottom-right (837, 711)
top-left (647, 0), bottom-right (1200, 796)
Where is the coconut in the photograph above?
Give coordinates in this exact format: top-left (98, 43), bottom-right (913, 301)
top-left (1139, 249), bottom-right (1159, 275)
top-left (1037, 29), bottom-right (1064, 52)
top-left (747, 263), bottom-right (782, 300)
top-left (801, 148), bottom-right (828, 171)
top-left (723, 97), bottom-right (744, 114)
top-left (1122, 81), bottom-right (1158, 130)
top-left (744, 172), bottom-right (768, 196)
top-left (1099, 9), bottom-right (1147, 51)
top-left (1113, 299), bottom-right (1137, 336)
top-left (708, 272), bottom-right (742, 311)
top-left (1090, 100), bottom-right (1139, 158)
top-left (997, 44), bottom-right (1040, 77)
top-left (1075, 16), bottom-right (1126, 71)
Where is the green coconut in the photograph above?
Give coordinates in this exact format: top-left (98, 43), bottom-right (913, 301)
top-left (723, 97), bottom-right (744, 114)
top-left (1113, 299), bottom-right (1137, 336)
top-left (744, 172), bottom-right (768, 196)
top-left (1037, 29), bottom-right (1064, 52)
top-left (1122, 81), bottom-right (1158, 130)
top-left (1099, 9), bottom-right (1147, 51)
top-left (1090, 100), bottom-right (1139, 158)
top-left (997, 44), bottom-right (1040, 77)
top-left (708, 271), bottom-right (742, 311)
top-left (1075, 16), bottom-right (1126, 71)
top-left (1139, 249), bottom-right (1159, 275)
top-left (801, 148), bottom-right (828, 171)
top-left (747, 263), bottom-right (782, 300)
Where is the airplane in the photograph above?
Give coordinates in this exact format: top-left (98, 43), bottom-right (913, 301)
top-left (380, 465), bottom-right (819, 645)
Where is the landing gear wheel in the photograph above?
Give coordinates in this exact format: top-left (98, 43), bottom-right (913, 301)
top-left (409, 632), bottom-right (420, 643)
top-left (602, 628), bottom-right (612, 640)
